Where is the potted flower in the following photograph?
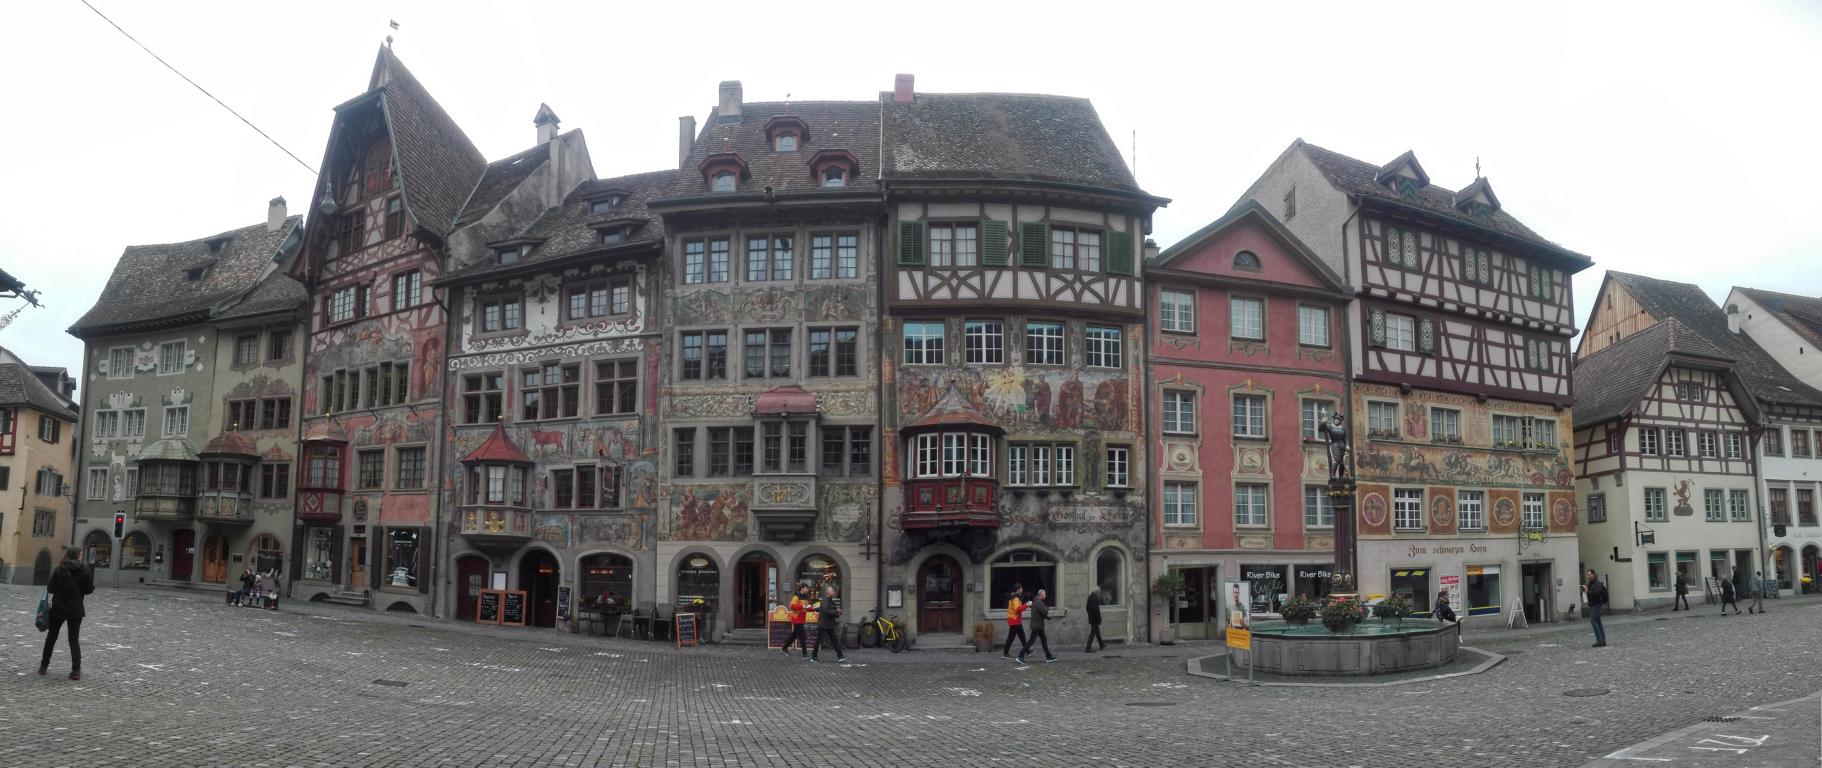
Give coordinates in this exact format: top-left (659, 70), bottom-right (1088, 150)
top-left (1374, 592), bottom-right (1412, 625)
top-left (1152, 572), bottom-right (1187, 645)
top-left (1320, 595), bottom-right (1365, 633)
top-left (1279, 595), bottom-right (1317, 625)
top-left (971, 621), bottom-right (997, 653)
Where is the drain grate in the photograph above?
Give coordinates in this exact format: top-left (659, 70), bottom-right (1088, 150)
top-left (1125, 701), bottom-right (1177, 707)
top-left (1701, 716), bottom-right (1740, 723)
top-left (371, 679), bottom-right (409, 688)
top-left (1563, 688), bottom-right (1610, 697)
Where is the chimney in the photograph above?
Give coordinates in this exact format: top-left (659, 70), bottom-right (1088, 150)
top-left (534, 103), bottom-right (561, 144)
top-left (678, 115), bottom-right (697, 169)
top-left (1726, 303), bottom-right (1742, 334)
top-left (267, 196), bottom-right (287, 232)
top-left (717, 81), bottom-right (742, 117)
top-left (894, 74), bottom-right (915, 103)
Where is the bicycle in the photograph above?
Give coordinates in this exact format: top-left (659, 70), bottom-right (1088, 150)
top-left (857, 608), bottom-right (909, 652)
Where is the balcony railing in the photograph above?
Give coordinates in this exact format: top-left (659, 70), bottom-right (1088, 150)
top-left (196, 494), bottom-right (255, 524)
top-left (751, 473), bottom-right (818, 541)
top-left (135, 494), bottom-right (194, 522)
top-left (457, 506), bottom-right (534, 543)
top-left (901, 477), bottom-right (999, 530)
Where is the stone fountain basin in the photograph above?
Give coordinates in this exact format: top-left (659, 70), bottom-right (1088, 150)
top-left (1235, 619), bottom-right (1460, 676)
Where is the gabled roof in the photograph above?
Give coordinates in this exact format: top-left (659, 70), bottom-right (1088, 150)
top-left (444, 169), bottom-right (676, 282)
top-left (368, 48), bottom-right (488, 237)
top-left (661, 100), bottom-right (881, 201)
top-left (0, 360), bottom-right (77, 420)
top-left (1606, 272), bottom-right (1822, 409)
top-left (135, 438), bottom-right (200, 463)
top-left (462, 423), bottom-right (533, 464)
top-left (1293, 140), bottom-right (1588, 268)
top-left (1452, 176), bottom-right (1500, 212)
top-left (70, 217), bottom-right (302, 336)
top-left (881, 92), bottom-right (1156, 200)
top-left (1572, 319), bottom-right (1735, 427)
top-left (1152, 200), bottom-right (1348, 295)
top-left (455, 140), bottom-right (551, 228)
top-left (1736, 287), bottom-right (1822, 353)
top-left (906, 382), bottom-right (1002, 432)
top-left (1373, 149), bottom-right (1430, 187)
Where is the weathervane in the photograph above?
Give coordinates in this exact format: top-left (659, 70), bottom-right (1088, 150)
top-left (386, 19), bottom-right (399, 49)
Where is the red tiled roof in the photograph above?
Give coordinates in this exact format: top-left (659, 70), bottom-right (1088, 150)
top-left (463, 423), bottom-right (533, 464)
top-left (906, 382), bottom-right (1001, 432)
top-left (200, 430), bottom-right (259, 458)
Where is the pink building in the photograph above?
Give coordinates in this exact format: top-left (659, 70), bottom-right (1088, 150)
top-left (1148, 201), bottom-right (1350, 640)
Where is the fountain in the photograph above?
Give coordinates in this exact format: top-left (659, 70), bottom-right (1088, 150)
top-left (1238, 618), bottom-right (1461, 676)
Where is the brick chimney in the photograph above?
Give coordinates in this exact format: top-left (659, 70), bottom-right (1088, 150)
top-left (534, 103), bottom-right (561, 143)
top-left (894, 74), bottom-right (915, 103)
top-left (679, 115), bottom-right (697, 169)
top-left (267, 196), bottom-right (287, 232)
top-left (717, 81), bottom-right (742, 117)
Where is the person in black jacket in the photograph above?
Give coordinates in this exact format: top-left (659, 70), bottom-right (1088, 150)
top-left (40, 548), bottom-right (96, 680)
top-left (1083, 585), bottom-right (1105, 652)
top-left (1018, 588), bottom-right (1056, 664)
top-left (1433, 590), bottom-right (1459, 623)
top-left (810, 584), bottom-right (845, 664)
top-left (1719, 572), bottom-right (1741, 615)
top-left (1582, 569), bottom-right (1608, 648)
top-left (232, 569), bottom-right (254, 606)
top-left (1673, 572), bottom-right (1690, 611)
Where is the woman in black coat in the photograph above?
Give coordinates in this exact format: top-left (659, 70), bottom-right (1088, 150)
top-left (40, 547), bottom-right (95, 680)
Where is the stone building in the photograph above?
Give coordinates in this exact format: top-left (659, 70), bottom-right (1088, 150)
top-left (68, 200), bottom-right (303, 592)
top-left (0, 348), bottom-right (78, 585)
top-left (1723, 286), bottom-right (1822, 593)
top-left (1235, 141), bottom-right (1591, 625)
top-left (880, 76), bottom-right (1166, 648)
top-left (1145, 202), bottom-right (1349, 640)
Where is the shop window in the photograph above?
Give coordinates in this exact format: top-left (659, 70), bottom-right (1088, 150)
top-left (83, 530), bottom-right (112, 569)
top-left (384, 528), bottom-right (419, 588)
top-left (1675, 551), bottom-right (1700, 592)
top-left (1293, 565), bottom-right (1333, 601)
top-left (120, 532), bottom-right (152, 570)
top-left (1241, 564), bottom-right (1287, 614)
top-left (581, 554), bottom-right (634, 607)
top-left (1465, 565), bottom-right (1502, 616)
top-left (794, 556), bottom-right (840, 595)
top-left (676, 553), bottom-right (720, 607)
top-left (305, 527), bottom-right (336, 581)
top-left (1094, 549), bottom-right (1124, 607)
top-left (989, 550), bottom-right (1057, 609)
top-left (1388, 568), bottom-right (1431, 617)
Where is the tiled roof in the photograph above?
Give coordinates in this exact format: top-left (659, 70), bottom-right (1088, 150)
top-left (374, 48), bottom-right (488, 236)
top-left (1572, 319), bottom-right (1731, 427)
top-left (216, 270), bottom-right (307, 321)
top-left (462, 423), bottom-right (533, 464)
top-left (455, 140), bottom-right (551, 227)
top-left (0, 361), bottom-right (76, 419)
top-left (200, 430), bottom-right (260, 457)
top-left (1295, 141), bottom-right (1589, 266)
top-left (445, 169), bottom-right (676, 282)
top-left (661, 101), bottom-right (881, 200)
top-left (70, 217), bottom-right (301, 336)
top-left (881, 93), bottom-right (1144, 194)
top-left (1609, 272), bottom-right (1822, 409)
top-left (135, 438), bottom-right (199, 463)
top-left (1737, 287), bottom-right (1822, 353)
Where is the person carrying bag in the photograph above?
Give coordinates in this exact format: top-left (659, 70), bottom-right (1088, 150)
top-left (40, 547), bottom-right (96, 680)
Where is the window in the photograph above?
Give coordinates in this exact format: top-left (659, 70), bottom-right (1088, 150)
top-left (1644, 487), bottom-right (1668, 522)
top-left (86, 468), bottom-right (107, 500)
top-left (267, 330), bottom-right (292, 362)
top-left (258, 397), bottom-right (291, 430)
top-left (682, 238), bottom-right (730, 284)
top-left (1231, 395), bottom-right (1266, 438)
top-left (566, 279), bottom-right (630, 320)
top-left (159, 341), bottom-right (186, 374)
top-left (1006, 443), bottom-right (1076, 486)
top-left (1461, 247), bottom-right (1492, 285)
top-left (1522, 492), bottom-right (1545, 530)
top-left (711, 172), bottom-right (736, 192)
top-left (963, 320), bottom-right (1004, 365)
top-left (903, 321), bottom-right (946, 365)
top-left (912, 433), bottom-right (942, 478)
top-left (1050, 227), bottom-right (1102, 271)
top-left (1729, 490), bottom-right (1750, 521)
top-left (1529, 418), bottom-right (1557, 449)
top-left (745, 235), bottom-right (793, 281)
top-left (819, 426), bottom-right (873, 477)
top-left (1639, 428), bottom-right (1660, 456)
top-left (929, 223), bottom-right (979, 268)
top-left (1095, 550), bottom-right (1124, 606)
top-left (990, 550), bottom-right (1059, 609)
top-left (338, 209), bottom-right (366, 255)
top-left (226, 400), bottom-right (257, 432)
top-left (1160, 289), bottom-right (1196, 333)
top-left (775, 133), bottom-right (797, 152)
top-left (1792, 429), bottom-right (1811, 458)
top-left (1647, 552), bottom-right (1669, 591)
top-left (1675, 382), bottom-right (1705, 401)
top-left (108, 347), bottom-right (134, 379)
top-left (458, 373), bottom-right (503, 424)
top-left (1393, 488), bottom-right (1424, 530)
top-left (550, 466), bottom-right (602, 509)
top-left (673, 428), bottom-right (696, 476)
top-left (260, 463), bottom-right (291, 499)
top-left (37, 415), bottom-right (60, 443)
top-left (94, 411), bottom-right (119, 439)
top-left (742, 329), bottom-right (792, 379)
top-left (163, 406), bottom-right (189, 437)
top-left (1076, 230), bottom-right (1104, 272)
top-left (1458, 490), bottom-right (1486, 530)
top-left (327, 287), bottom-right (357, 324)
top-left (679, 330), bottom-right (729, 381)
top-left (1162, 391), bottom-right (1197, 434)
top-left (395, 447), bottom-right (425, 490)
top-left (1163, 482), bottom-right (1197, 527)
top-left (1300, 400), bottom-right (1336, 441)
top-left (384, 528), bottom-right (420, 589)
top-left (1770, 488), bottom-right (1790, 525)
top-left (302, 444), bottom-right (341, 490)
top-left (1666, 429), bottom-right (1685, 457)
top-left (1766, 427), bottom-right (1784, 456)
top-left (521, 363), bottom-right (581, 420)
top-left (1025, 322), bottom-right (1064, 365)
top-left (123, 409), bottom-right (145, 438)
top-left (1697, 431), bottom-right (1717, 458)
top-left (1233, 250), bottom-right (1262, 271)
top-left (1800, 489), bottom-right (1817, 526)
top-left (1085, 325), bottom-right (1122, 368)
top-left (806, 327), bottom-right (859, 377)
top-left (357, 449), bottom-right (385, 490)
top-left (683, 240), bottom-right (705, 284)
top-left (1304, 485), bottom-right (1335, 528)
top-left (1529, 265), bottom-right (1553, 301)
top-left (707, 428), bottom-right (733, 477)
top-left (1582, 492), bottom-right (1607, 523)
top-left (1490, 414), bottom-right (1520, 447)
top-left (1297, 305), bottom-right (1331, 347)
top-left (1704, 489), bottom-right (1725, 522)
top-left (234, 334), bottom-right (259, 366)
top-left (1385, 314), bottom-right (1416, 352)
top-left (479, 295), bottom-right (523, 334)
top-left (1430, 408), bottom-right (1462, 444)
top-left (1367, 401), bottom-right (1399, 438)
top-left (1725, 433), bottom-right (1743, 459)
top-left (392, 271), bottom-right (422, 310)
top-left (1235, 484), bottom-right (1268, 527)
top-left (1229, 297), bottom-right (1264, 340)
top-left (810, 233), bottom-right (859, 279)
top-left (594, 359), bottom-right (638, 415)
top-left (1104, 446), bottom-right (1129, 489)
top-left (821, 167), bottom-right (846, 187)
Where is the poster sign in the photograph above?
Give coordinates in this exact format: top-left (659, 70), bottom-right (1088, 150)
top-left (501, 590), bottom-right (528, 627)
top-left (1439, 573), bottom-right (1462, 617)
top-left (1226, 627), bottom-right (1252, 650)
top-left (1223, 580), bottom-right (1251, 650)
top-left (556, 586), bottom-right (572, 623)
top-left (476, 589), bottom-right (502, 624)
top-left (675, 612), bottom-right (700, 647)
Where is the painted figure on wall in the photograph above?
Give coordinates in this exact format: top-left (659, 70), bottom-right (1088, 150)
top-left (671, 487), bottom-right (750, 541)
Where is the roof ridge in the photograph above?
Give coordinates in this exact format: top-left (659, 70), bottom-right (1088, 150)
top-left (122, 217), bottom-right (292, 252)
top-left (1737, 285), bottom-right (1821, 302)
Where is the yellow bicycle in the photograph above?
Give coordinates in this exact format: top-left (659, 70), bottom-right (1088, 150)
top-left (858, 608), bottom-right (909, 652)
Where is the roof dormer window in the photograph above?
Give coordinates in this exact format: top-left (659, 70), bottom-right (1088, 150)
top-left (600, 229), bottom-right (626, 245)
top-left (822, 167), bottom-right (846, 188)
top-left (776, 134), bottom-right (798, 152)
top-left (498, 247), bottom-right (521, 265)
top-left (712, 172), bottom-right (736, 192)
top-left (808, 149), bottom-right (858, 191)
top-left (589, 196), bottom-right (623, 214)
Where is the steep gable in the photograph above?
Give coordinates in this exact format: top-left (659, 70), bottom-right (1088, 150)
top-left (1152, 200), bottom-right (1346, 294)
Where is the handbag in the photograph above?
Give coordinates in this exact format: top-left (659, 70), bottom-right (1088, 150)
top-left (34, 592), bottom-right (51, 632)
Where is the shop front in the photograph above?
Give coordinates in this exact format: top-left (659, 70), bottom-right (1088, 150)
top-left (1358, 535), bottom-right (1577, 625)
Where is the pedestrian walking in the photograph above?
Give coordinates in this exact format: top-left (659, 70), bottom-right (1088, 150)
top-left (1083, 584), bottom-right (1106, 653)
top-left (1749, 572), bottom-right (1767, 614)
top-left (1017, 588), bottom-right (1056, 664)
top-left (39, 547), bottom-right (95, 680)
top-left (1000, 583), bottom-right (1027, 659)
top-left (1433, 589), bottom-right (1459, 623)
top-left (781, 586), bottom-right (810, 658)
top-left (809, 584), bottom-right (845, 664)
top-left (1673, 572), bottom-right (1690, 611)
top-left (1583, 569), bottom-right (1608, 648)
top-left (1719, 572), bottom-right (1741, 615)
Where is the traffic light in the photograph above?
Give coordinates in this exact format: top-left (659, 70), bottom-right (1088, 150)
top-left (113, 513), bottom-right (126, 538)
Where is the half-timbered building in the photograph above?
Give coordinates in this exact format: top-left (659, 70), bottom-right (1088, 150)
top-left (881, 76), bottom-right (1166, 648)
top-left (1236, 141), bottom-right (1591, 625)
top-left (1724, 286), bottom-right (1822, 593)
top-left (1146, 201), bottom-right (1350, 638)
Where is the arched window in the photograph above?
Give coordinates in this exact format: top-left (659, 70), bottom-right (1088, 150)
top-left (775, 134), bottom-right (797, 152)
top-left (1094, 548), bottom-right (1124, 606)
top-left (794, 555), bottom-right (841, 596)
top-left (581, 553), bottom-right (634, 609)
top-left (1233, 250), bottom-right (1262, 271)
top-left (821, 167), bottom-right (846, 188)
top-left (251, 533), bottom-right (283, 576)
top-left (711, 172), bottom-right (736, 192)
top-left (83, 530), bottom-right (112, 569)
top-left (120, 531), bottom-right (152, 570)
top-left (989, 549), bottom-right (1058, 608)
top-left (676, 552), bottom-right (720, 608)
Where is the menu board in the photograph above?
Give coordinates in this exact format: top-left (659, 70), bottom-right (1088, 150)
top-left (556, 586), bottom-right (572, 622)
top-left (502, 590), bottom-right (528, 627)
top-left (767, 606), bottom-right (792, 649)
top-left (675, 612), bottom-right (700, 647)
top-left (476, 590), bottom-right (502, 624)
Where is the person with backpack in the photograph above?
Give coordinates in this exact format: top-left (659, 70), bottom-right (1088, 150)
top-left (1001, 583), bottom-right (1027, 659)
top-left (40, 547), bottom-right (96, 680)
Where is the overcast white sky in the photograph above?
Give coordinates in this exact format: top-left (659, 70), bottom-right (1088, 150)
top-left (2, 1), bottom-right (1818, 393)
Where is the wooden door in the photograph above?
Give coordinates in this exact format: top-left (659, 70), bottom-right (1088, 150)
top-left (171, 530), bottom-right (196, 581)
top-left (518, 550), bottom-right (560, 628)
top-left (349, 534), bottom-right (367, 589)
top-left (917, 556), bottom-right (962, 633)
top-left (734, 557), bottom-right (774, 629)
top-left (456, 556), bottom-right (488, 621)
top-left (202, 533), bottom-right (228, 583)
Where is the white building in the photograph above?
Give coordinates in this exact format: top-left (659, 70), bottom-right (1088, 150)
top-left (1726, 287), bottom-right (1822, 594)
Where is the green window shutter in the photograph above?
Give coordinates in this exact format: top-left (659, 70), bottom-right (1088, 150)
top-left (1106, 230), bottom-right (1133, 275)
top-left (1020, 222), bottom-right (1049, 268)
top-left (897, 221), bottom-right (925, 266)
top-left (981, 220), bottom-right (1009, 267)
top-left (1369, 311), bottom-right (1386, 347)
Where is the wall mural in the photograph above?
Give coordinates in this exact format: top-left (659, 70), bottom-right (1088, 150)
top-left (896, 368), bottom-right (1132, 434)
top-left (668, 486), bottom-right (751, 542)
top-left (817, 483), bottom-right (874, 542)
top-left (1350, 383), bottom-right (1573, 490)
top-left (533, 512), bottom-right (653, 550)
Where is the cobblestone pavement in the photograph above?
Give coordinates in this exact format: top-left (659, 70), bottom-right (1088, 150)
top-left (1, 584), bottom-right (1818, 768)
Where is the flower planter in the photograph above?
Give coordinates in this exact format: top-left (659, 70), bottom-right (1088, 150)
top-left (1321, 619), bottom-right (1356, 634)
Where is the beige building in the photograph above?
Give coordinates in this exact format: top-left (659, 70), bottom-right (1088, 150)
top-left (0, 347), bottom-right (79, 584)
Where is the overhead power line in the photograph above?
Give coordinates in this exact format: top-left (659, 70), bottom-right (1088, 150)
top-left (78, 0), bottom-right (318, 175)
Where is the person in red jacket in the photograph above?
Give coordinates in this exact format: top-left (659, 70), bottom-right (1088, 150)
top-left (781, 586), bottom-right (810, 658)
top-left (1001, 583), bottom-right (1027, 660)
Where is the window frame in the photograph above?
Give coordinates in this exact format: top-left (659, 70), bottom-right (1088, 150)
top-left (1104, 445), bottom-right (1130, 489)
top-left (1392, 488), bottom-right (1425, 531)
top-left (1084, 324), bottom-right (1123, 369)
top-left (678, 329), bottom-right (730, 382)
top-left (1643, 487), bottom-right (1668, 522)
top-left (1024, 321), bottom-right (1065, 366)
top-left (1162, 481), bottom-right (1198, 528)
top-left (1296, 304), bottom-right (1331, 348)
top-left (1384, 313), bottom-right (1417, 352)
top-left (461, 372), bottom-right (506, 424)
top-left (1160, 288), bottom-right (1196, 334)
top-left (594, 358), bottom-right (640, 416)
top-left (394, 446), bottom-right (427, 491)
top-left (928, 222), bottom-right (981, 268)
top-left (1162, 390), bottom-right (1197, 435)
top-left (107, 346), bottom-right (135, 380)
top-left (1457, 490), bottom-right (1486, 530)
top-left (1303, 485), bottom-right (1335, 529)
top-left (1231, 394), bottom-right (1266, 439)
top-left (1229, 296), bottom-right (1265, 341)
top-left (902, 321), bottom-right (946, 366)
top-left (158, 340), bottom-right (187, 375)
top-left (1234, 483), bottom-right (1269, 528)
top-left (519, 361), bottom-right (583, 421)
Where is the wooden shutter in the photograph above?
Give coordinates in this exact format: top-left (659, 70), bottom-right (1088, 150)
top-left (1369, 311), bottom-right (1387, 347)
top-left (981, 221), bottom-right (1009, 266)
top-left (416, 527), bottom-right (431, 594)
top-left (897, 221), bottom-right (925, 266)
top-left (1020, 222), bottom-right (1049, 267)
top-left (1106, 230), bottom-right (1133, 275)
top-left (1418, 318), bottom-right (1436, 354)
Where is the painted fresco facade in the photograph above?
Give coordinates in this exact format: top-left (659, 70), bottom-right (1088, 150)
top-left (1146, 203), bottom-right (1349, 640)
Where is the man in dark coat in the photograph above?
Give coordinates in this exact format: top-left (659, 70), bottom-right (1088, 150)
top-left (810, 584), bottom-right (845, 664)
top-left (1084, 585), bottom-right (1106, 652)
top-left (1719, 572), bottom-right (1741, 615)
top-left (40, 547), bottom-right (96, 680)
top-left (1673, 572), bottom-right (1690, 611)
top-left (1583, 569), bottom-right (1608, 648)
top-left (1018, 588), bottom-right (1056, 664)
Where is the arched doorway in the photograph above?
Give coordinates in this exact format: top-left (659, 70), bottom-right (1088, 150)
top-left (455, 555), bottom-right (489, 622)
top-left (249, 534), bottom-right (283, 577)
top-left (793, 555), bottom-right (841, 600)
top-left (676, 553), bottom-right (720, 612)
top-left (84, 531), bottom-right (112, 570)
top-left (917, 556), bottom-right (962, 634)
top-left (202, 532), bottom-right (230, 583)
top-left (733, 552), bottom-right (778, 628)
top-left (31, 549), bottom-right (53, 586)
top-left (1805, 546), bottom-right (1820, 594)
top-left (518, 550), bottom-right (560, 628)
top-left (580, 553), bottom-right (634, 608)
